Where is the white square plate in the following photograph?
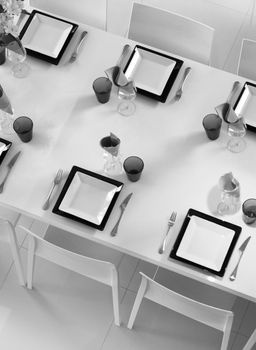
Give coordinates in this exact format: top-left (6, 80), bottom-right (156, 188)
top-left (170, 209), bottom-right (241, 276)
top-left (53, 166), bottom-right (123, 231)
top-left (234, 82), bottom-right (256, 130)
top-left (124, 45), bottom-right (183, 102)
top-left (20, 10), bottom-right (78, 64)
top-left (176, 216), bottom-right (234, 270)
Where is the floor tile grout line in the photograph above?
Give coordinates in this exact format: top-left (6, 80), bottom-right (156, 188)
top-left (206, 0), bottom-right (253, 17)
top-left (125, 258), bottom-right (141, 291)
top-left (235, 301), bottom-right (251, 337)
top-left (99, 287), bottom-right (136, 350)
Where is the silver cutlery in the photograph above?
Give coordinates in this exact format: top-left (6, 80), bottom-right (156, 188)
top-left (0, 151), bottom-right (21, 193)
top-left (69, 30), bottom-right (87, 63)
top-left (42, 169), bottom-right (63, 210)
top-left (229, 236), bottom-right (251, 281)
top-left (173, 67), bottom-right (191, 102)
top-left (158, 211), bottom-right (177, 254)
top-left (110, 192), bottom-right (133, 237)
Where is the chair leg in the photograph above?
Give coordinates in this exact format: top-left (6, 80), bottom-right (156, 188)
top-left (112, 284), bottom-right (120, 326)
top-left (9, 232), bottom-right (25, 286)
top-left (111, 269), bottom-right (120, 326)
top-left (127, 275), bottom-right (148, 329)
top-left (27, 236), bottom-right (36, 289)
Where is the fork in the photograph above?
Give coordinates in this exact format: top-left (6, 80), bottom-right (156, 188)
top-left (158, 211), bottom-right (177, 254)
top-left (42, 169), bottom-right (63, 210)
top-left (173, 67), bottom-right (191, 102)
top-left (69, 30), bottom-right (87, 63)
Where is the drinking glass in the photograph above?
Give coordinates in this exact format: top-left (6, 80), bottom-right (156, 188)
top-left (217, 173), bottom-right (240, 215)
top-left (227, 117), bottom-right (246, 153)
top-left (0, 110), bottom-right (15, 135)
top-left (117, 81), bottom-right (136, 116)
top-left (7, 46), bottom-right (30, 78)
top-left (100, 135), bottom-right (122, 176)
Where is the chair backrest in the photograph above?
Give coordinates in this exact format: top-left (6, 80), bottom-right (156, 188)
top-left (19, 225), bottom-right (117, 287)
top-left (128, 2), bottom-right (215, 65)
top-left (242, 328), bottom-right (256, 350)
top-left (237, 39), bottom-right (256, 81)
top-left (28, 0), bottom-right (108, 30)
top-left (19, 224), bottom-right (120, 325)
top-left (128, 272), bottom-right (233, 350)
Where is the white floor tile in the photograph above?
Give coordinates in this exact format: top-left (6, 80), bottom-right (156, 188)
top-left (238, 301), bottom-right (256, 337)
top-left (231, 297), bottom-right (249, 333)
top-left (231, 333), bottom-right (256, 350)
top-left (0, 249), bottom-right (125, 350)
top-left (101, 290), bottom-right (229, 350)
top-left (0, 241), bottom-right (14, 289)
top-left (126, 260), bottom-right (157, 292)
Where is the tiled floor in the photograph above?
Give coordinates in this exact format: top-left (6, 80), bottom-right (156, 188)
top-left (1, 1), bottom-right (256, 349)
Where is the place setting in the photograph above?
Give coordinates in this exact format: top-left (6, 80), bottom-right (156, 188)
top-left (209, 79), bottom-right (256, 153)
top-left (92, 42), bottom-right (187, 119)
top-left (39, 132), bottom-right (144, 237)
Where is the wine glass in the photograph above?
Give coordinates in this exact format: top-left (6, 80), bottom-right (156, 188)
top-left (227, 117), bottom-right (246, 153)
top-left (0, 110), bottom-right (15, 134)
top-left (117, 81), bottom-right (136, 116)
top-left (6, 46), bottom-right (30, 78)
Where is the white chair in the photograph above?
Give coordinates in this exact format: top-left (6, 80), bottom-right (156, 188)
top-left (0, 208), bottom-right (25, 286)
top-left (18, 224), bottom-right (120, 326)
top-left (127, 272), bottom-right (233, 350)
top-left (28, 0), bottom-right (108, 30)
top-left (237, 39), bottom-right (256, 81)
top-left (127, 2), bottom-right (215, 65)
top-left (243, 328), bottom-right (256, 350)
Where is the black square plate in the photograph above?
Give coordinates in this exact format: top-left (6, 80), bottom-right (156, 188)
top-left (123, 45), bottom-right (183, 102)
top-left (52, 166), bottom-right (123, 231)
top-left (170, 208), bottom-right (241, 276)
top-left (0, 138), bottom-right (12, 166)
top-left (19, 10), bottom-right (78, 65)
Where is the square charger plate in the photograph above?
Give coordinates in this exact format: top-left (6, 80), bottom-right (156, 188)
top-left (123, 45), bottom-right (183, 102)
top-left (170, 208), bottom-right (241, 276)
top-left (52, 166), bottom-right (123, 231)
top-left (233, 81), bottom-right (256, 132)
top-left (0, 138), bottom-right (12, 166)
top-left (19, 9), bottom-right (78, 64)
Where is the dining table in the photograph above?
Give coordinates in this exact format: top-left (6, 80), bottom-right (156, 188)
top-left (0, 20), bottom-right (256, 304)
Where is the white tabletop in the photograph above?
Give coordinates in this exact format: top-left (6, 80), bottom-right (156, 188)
top-left (1, 24), bottom-right (256, 302)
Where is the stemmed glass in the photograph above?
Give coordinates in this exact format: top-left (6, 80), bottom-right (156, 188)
top-left (117, 81), bottom-right (136, 116)
top-left (6, 44), bottom-right (30, 78)
top-left (227, 117), bottom-right (247, 153)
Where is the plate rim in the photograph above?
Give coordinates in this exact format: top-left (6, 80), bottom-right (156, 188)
top-left (19, 9), bottom-right (78, 65)
top-left (0, 138), bottom-right (12, 166)
top-left (123, 44), bottom-right (183, 103)
top-left (169, 208), bottom-right (241, 277)
top-left (52, 165), bottom-right (123, 231)
top-left (233, 81), bottom-right (256, 132)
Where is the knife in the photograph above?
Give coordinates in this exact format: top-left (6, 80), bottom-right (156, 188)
top-left (229, 236), bottom-right (251, 281)
top-left (110, 192), bottom-right (133, 237)
top-left (0, 151), bottom-right (21, 193)
top-left (69, 30), bottom-right (87, 63)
